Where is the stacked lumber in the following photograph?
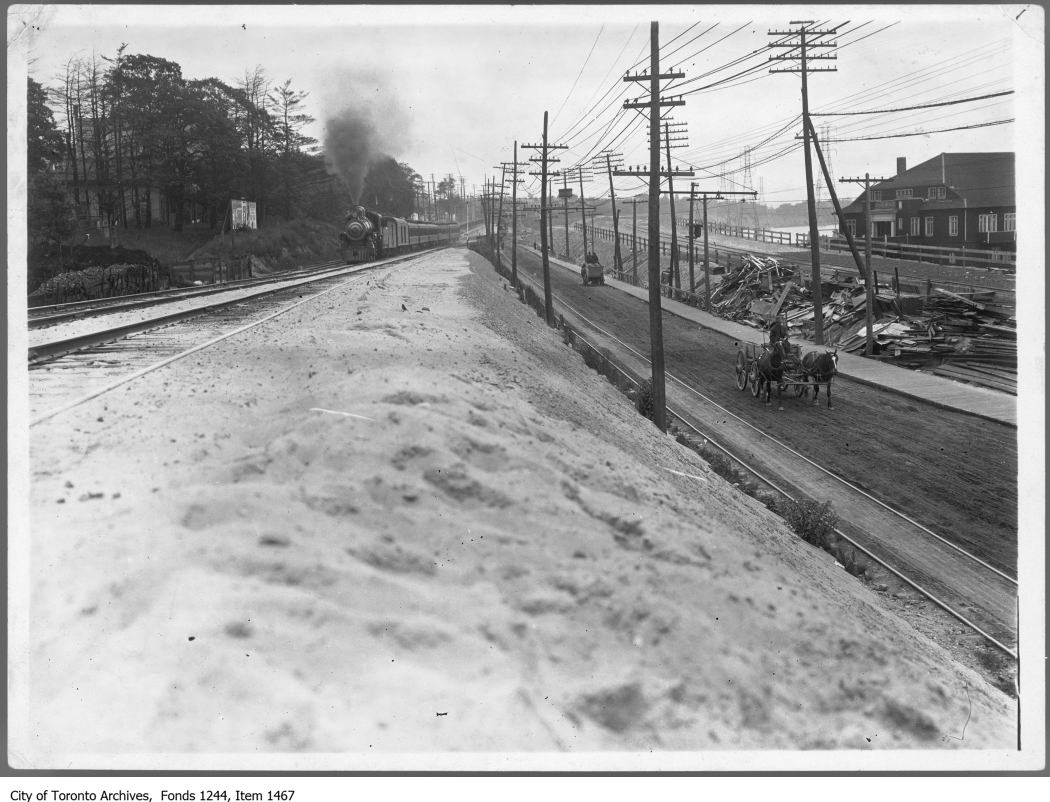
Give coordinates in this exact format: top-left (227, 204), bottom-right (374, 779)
top-left (835, 289), bottom-right (1017, 393)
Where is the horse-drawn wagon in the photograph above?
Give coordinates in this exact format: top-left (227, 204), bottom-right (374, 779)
top-left (734, 340), bottom-right (839, 410)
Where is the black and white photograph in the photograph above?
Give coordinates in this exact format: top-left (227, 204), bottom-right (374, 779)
top-left (6, 2), bottom-right (1045, 781)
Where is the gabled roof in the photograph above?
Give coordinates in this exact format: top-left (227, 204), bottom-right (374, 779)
top-left (843, 152), bottom-right (1014, 212)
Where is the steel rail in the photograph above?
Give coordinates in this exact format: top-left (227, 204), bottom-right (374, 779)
top-left (554, 289), bottom-right (1016, 585)
top-left (28, 252), bottom-right (437, 364)
top-left (504, 253), bottom-right (1017, 658)
top-left (28, 260), bottom-right (348, 326)
top-left (29, 252), bottom-right (434, 427)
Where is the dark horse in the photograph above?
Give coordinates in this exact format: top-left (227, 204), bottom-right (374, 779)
top-left (755, 340), bottom-right (786, 410)
top-left (800, 349), bottom-right (839, 408)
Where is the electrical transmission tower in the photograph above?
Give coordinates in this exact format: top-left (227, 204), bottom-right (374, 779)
top-left (740, 147), bottom-right (753, 230)
top-left (769, 19), bottom-right (838, 344)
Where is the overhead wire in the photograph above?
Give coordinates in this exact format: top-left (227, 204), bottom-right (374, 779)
top-left (551, 25), bottom-right (606, 128)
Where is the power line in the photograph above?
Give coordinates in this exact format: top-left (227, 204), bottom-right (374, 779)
top-left (625, 20), bottom-right (702, 71)
top-left (811, 89), bottom-right (1014, 117)
top-left (819, 117), bottom-right (1014, 142)
top-left (551, 25), bottom-right (605, 127)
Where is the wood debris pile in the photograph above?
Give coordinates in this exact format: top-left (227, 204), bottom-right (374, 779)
top-left (710, 254), bottom-right (1017, 395)
top-left (836, 287), bottom-right (1017, 394)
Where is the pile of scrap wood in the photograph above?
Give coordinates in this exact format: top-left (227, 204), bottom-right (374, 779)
top-left (834, 287), bottom-right (1017, 394)
top-left (709, 254), bottom-right (871, 343)
top-left (709, 255), bottom-right (804, 324)
top-left (707, 254), bottom-right (1017, 394)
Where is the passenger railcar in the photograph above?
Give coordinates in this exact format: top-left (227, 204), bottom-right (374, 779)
top-left (341, 206), bottom-right (460, 264)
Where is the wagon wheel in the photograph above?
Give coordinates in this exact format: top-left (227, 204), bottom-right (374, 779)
top-left (735, 352), bottom-right (748, 391)
top-left (749, 363), bottom-right (762, 397)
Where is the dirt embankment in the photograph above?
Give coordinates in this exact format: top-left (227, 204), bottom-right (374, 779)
top-left (19, 248), bottom-right (1015, 767)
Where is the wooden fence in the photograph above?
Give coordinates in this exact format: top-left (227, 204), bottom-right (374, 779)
top-left (167, 256), bottom-right (252, 286)
top-left (671, 217), bottom-right (1015, 271)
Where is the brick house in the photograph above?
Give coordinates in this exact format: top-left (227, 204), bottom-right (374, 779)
top-left (841, 152), bottom-right (1015, 253)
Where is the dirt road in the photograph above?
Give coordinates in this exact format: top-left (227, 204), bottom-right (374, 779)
top-left (508, 245), bottom-right (1017, 576)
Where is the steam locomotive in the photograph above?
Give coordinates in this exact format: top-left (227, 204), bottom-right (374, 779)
top-left (340, 206), bottom-right (461, 263)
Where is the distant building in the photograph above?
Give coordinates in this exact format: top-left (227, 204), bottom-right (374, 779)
top-left (841, 152), bottom-right (1015, 253)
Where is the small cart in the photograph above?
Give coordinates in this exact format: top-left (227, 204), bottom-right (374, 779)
top-left (580, 253), bottom-right (605, 285)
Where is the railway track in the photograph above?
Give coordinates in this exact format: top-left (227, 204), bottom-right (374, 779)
top-left (27, 259), bottom-right (347, 329)
top-left (504, 248), bottom-right (1018, 659)
top-left (28, 251), bottom-right (436, 425)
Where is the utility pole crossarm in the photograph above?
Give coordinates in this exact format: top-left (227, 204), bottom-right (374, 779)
top-left (623, 70), bottom-right (685, 81)
top-left (613, 169), bottom-right (695, 177)
top-left (624, 97), bottom-right (686, 109)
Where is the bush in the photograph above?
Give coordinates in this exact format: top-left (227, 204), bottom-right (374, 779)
top-left (636, 379), bottom-right (654, 420)
top-left (776, 498), bottom-right (838, 548)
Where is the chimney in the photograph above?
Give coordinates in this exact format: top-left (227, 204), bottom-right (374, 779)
top-left (896, 157), bottom-right (907, 176)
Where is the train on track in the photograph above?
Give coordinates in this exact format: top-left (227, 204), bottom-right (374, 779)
top-left (340, 205), bottom-right (461, 263)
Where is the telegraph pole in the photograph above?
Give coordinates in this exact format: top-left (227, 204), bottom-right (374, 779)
top-left (839, 167), bottom-right (888, 357)
top-left (576, 167), bottom-right (590, 259)
top-left (840, 172), bottom-right (878, 356)
top-left (625, 197), bottom-right (647, 284)
top-left (673, 187), bottom-right (754, 308)
top-left (523, 112), bottom-right (566, 326)
top-left (596, 151), bottom-right (625, 274)
top-left (688, 182), bottom-right (696, 293)
top-left (512, 143), bottom-right (521, 285)
top-left (562, 170), bottom-right (571, 257)
top-left (621, 21), bottom-right (686, 432)
top-left (663, 122), bottom-right (685, 289)
top-left (548, 175), bottom-right (556, 249)
top-left (803, 118), bottom-right (877, 355)
top-left (770, 20), bottom-right (837, 345)
top-left (651, 120), bottom-right (687, 289)
top-left (495, 163), bottom-right (507, 264)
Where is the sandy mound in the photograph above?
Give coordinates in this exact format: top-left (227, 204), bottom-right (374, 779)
top-left (19, 248), bottom-right (1015, 767)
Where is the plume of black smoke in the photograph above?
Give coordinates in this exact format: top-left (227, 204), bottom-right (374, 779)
top-left (322, 69), bottom-right (412, 205)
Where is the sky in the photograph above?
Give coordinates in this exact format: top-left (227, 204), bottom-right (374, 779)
top-left (8, 3), bottom-right (1044, 211)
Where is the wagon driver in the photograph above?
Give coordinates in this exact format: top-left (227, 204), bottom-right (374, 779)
top-left (768, 314), bottom-right (789, 350)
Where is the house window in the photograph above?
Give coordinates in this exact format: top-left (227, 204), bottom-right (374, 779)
top-left (1004, 212), bottom-right (1016, 231)
top-left (846, 219), bottom-right (856, 236)
top-left (925, 217), bottom-right (934, 236)
top-left (949, 215), bottom-right (959, 236)
top-left (870, 190), bottom-right (881, 202)
top-left (897, 217), bottom-right (904, 231)
top-left (928, 186), bottom-right (946, 200)
top-left (910, 217), bottom-right (920, 236)
top-left (978, 213), bottom-right (997, 233)
top-left (895, 188), bottom-right (913, 199)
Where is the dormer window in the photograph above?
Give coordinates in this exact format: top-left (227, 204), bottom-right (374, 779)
top-left (895, 188), bottom-right (913, 199)
top-left (928, 186), bottom-right (946, 200)
top-left (870, 190), bottom-right (881, 201)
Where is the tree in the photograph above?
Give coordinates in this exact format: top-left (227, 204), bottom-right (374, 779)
top-left (360, 157), bottom-right (418, 218)
top-left (271, 79), bottom-right (317, 218)
top-left (185, 78), bottom-right (249, 228)
top-left (27, 77), bottom-right (75, 289)
top-left (436, 175), bottom-right (457, 221)
top-left (27, 76), bottom-right (63, 173)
